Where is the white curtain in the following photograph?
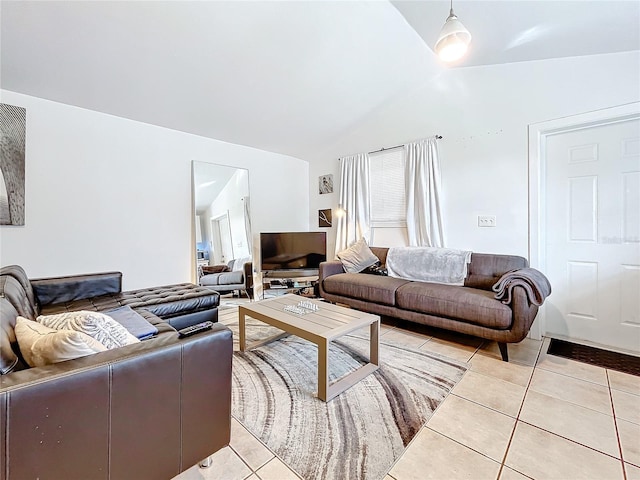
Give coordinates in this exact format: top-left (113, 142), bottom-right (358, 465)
top-left (404, 137), bottom-right (444, 247)
top-left (334, 153), bottom-right (370, 257)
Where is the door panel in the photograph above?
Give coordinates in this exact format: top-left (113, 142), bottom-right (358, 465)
top-left (544, 118), bottom-right (640, 353)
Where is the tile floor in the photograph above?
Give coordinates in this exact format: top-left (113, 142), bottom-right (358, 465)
top-left (176, 299), bottom-right (640, 480)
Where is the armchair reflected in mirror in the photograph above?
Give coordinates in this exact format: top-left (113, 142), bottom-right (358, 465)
top-left (192, 161), bottom-right (253, 298)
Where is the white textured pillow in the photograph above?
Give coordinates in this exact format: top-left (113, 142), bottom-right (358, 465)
top-left (15, 316), bottom-right (107, 367)
top-left (337, 237), bottom-right (379, 273)
top-left (37, 310), bottom-right (140, 350)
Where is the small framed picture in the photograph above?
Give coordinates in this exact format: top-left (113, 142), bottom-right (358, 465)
top-left (318, 209), bottom-right (332, 227)
top-left (319, 174), bottom-right (333, 194)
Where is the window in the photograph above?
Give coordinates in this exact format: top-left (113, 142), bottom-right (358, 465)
top-left (369, 148), bottom-right (406, 227)
top-left (369, 148), bottom-right (408, 245)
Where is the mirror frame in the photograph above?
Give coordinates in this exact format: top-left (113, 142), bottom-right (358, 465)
top-left (191, 161), bottom-right (252, 283)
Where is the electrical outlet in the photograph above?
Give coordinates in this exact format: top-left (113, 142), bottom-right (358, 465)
top-left (478, 215), bottom-right (497, 227)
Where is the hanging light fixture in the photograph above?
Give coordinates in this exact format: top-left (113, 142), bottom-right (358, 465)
top-left (434, 0), bottom-right (472, 62)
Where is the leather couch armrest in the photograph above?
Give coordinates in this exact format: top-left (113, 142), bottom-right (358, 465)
top-left (1, 323), bottom-right (232, 479)
top-left (31, 271), bottom-right (123, 307)
top-left (1, 323), bottom-right (229, 389)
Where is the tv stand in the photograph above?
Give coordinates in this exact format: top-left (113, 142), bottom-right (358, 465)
top-left (262, 269), bottom-right (319, 279)
top-left (261, 274), bottom-right (318, 299)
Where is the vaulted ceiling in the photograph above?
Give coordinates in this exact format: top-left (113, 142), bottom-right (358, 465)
top-left (2, 1), bottom-right (638, 161)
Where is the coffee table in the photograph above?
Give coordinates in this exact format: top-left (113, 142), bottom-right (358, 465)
top-left (238, 294), bottom-right (380, 402)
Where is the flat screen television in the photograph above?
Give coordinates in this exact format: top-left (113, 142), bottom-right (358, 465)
top-left (260, 231), bottom-right (327, 277)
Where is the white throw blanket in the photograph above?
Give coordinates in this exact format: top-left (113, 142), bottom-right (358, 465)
top-left (386, 247), bottom-right (472, 285)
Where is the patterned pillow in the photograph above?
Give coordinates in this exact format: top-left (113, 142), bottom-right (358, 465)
top-left (337, 238), bottom-right (380, 273)
top-left (15, 316), bottom-right (107, 367)
top-left (37, 310), bottom-right (140, 350)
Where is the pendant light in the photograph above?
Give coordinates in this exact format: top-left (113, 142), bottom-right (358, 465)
top-left (434, 0), bottom-right (472, 62)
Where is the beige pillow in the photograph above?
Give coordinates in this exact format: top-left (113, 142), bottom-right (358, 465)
top-left (37, 310), bottom-right (140, 349)
top-left (337, 237), bottom-right (379, 273)
top-left (15, 316), bottom-right (107, 367)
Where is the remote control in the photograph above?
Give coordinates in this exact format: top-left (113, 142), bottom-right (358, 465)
top-left (178, 321), bottom-right (214, 338)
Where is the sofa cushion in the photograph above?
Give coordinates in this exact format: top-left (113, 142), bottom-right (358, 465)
top-left (119, 284), bottom-right (220, 319)
top-left (465, 253), bottom-right (528, 290)
top-left (15, 316), bottom-right (107, 367)
top-left (200, 271), bottom-right (244, 287)
top-left (198, 275), bottom-right (219, 287)
top-left (37, 310), bottom-right (140, 349)
top-left (31, 272), bottom-right (123, 306)
top-left (230, 257), bottom-right (251, 272)
top-left (39, 283), bottom-right (220, 320)
top-left (370, 247), bottom-right (389, 266)
top-left (322, 273), bottom-right (411, 306)
top-left (216, 271), bottom-right (244, 286)
top-left (395, 282), bottom-right (513, 329)
top-left (337, 238), bottom-right (379, 273)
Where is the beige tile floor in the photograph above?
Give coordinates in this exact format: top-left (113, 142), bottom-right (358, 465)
top-left (176, 299), bottom-right (640, 480)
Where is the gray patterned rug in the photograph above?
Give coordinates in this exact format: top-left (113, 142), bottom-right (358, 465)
top-left (228, 318), bottom-right (468, 480)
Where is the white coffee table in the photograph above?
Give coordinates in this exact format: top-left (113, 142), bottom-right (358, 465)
top-left (238, 294), bottom-right (380, 402)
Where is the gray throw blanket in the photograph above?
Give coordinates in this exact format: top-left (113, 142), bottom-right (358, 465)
top-left (386, 246), bottom-right (472, 285)
top-left (492, 268), bottom-right (552, 306)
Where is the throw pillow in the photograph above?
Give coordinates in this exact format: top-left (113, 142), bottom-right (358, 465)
top-left (361, 262), bottom-right (388, 276)
top-left (202, 265), bottom-right (230, 274)
top-left (14, 316), bottom-right (107, 367)
top-left (37, 310), bottom-right (140, 350)
top-left (337, 237), bottom-right (379, 273)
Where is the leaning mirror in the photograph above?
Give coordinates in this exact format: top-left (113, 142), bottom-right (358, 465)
top-left (192, 161), bottom-right (253, 298)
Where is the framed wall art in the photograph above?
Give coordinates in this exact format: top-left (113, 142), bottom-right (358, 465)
top-left (319, 174), bottom-right (333, 194)
top-left (0, 103), bottom-right (26, 226)
top-left (318, 209), bottom-right (332, 227)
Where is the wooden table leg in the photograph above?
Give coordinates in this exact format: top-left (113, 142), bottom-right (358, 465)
top-left (239, 307), bottom-right (247, 352)
top-left (317, 338), bottom-right (329, 401)
top-left (370, 319), bottom-right (380, 366)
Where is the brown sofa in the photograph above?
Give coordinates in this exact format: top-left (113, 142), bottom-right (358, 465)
top-left (1, 265), bottom-right (232, 479)
top-left (319, 247), bottom-right (547, 361)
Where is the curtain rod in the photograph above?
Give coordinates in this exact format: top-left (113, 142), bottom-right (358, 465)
top-left (367, 135), bottom-right (442, 155)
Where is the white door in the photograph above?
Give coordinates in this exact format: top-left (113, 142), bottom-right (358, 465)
top-left (544, 118), bottom-right (640, 353)
top-left (211, 214), bottom-right (234, 265)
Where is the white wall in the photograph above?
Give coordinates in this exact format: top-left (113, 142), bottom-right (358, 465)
top-left (309, 52), bottom-right (640, 259)
top-left (0, 91), bottom-right (309, 289)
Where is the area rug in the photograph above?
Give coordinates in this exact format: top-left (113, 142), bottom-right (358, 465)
top-left (227, 317), bottom-right (468, 480)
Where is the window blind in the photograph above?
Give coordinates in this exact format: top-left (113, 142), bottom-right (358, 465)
top-left (369, 148), bottom-right (406, 227)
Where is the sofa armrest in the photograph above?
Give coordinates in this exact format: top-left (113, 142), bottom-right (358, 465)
top-left (31, 271), bottom-right (123, 307)
top-left (318, 261), bottom-right (345, 299)
top-left (508, 286), bottom-right (540, 342)
top-left (243, 262), bottom-right (253, 289)
top-left (319, 260), bottom-right (345, 280)
top-left (1, 323), bottom-right (232, 479)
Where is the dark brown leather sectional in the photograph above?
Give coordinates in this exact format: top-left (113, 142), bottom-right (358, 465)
top-left (0, 265), bottom-right (232, 480)
top-left (319, 247), bottom-right (542, 361)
